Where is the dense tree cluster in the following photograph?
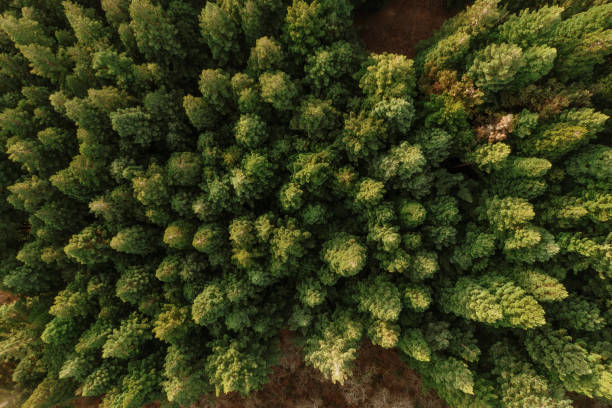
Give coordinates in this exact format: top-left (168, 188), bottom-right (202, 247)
top-left (0, 0), bottom-right (610, 407)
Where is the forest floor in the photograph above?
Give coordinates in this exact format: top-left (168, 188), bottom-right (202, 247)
top-left (354, 0), bottom-right (456, 58)
top-left (195, 331), bottom-right (447, 408)
top-left (193, 332), bottom-right (610, 408)
top-left (4, 333), bottom-right (609, 408)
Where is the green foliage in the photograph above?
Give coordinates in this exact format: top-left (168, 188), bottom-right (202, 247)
top-left (322, 233), bottom-right (367, 278)
top-left (102, 313), bottom-right (152, 360)
top-left (111, 107), bottom-right (160, 148)
top-left (192, 281), bottom-right (227, 326)
top-left (304, 40), bottom-right (356, 101)
top-left (205, 336), bottom-right (273, 396)
top-left (199, 2), bottom-right (240, 66)
top-left (467, 142), bottom-right (511, 173)
top-left (129, 0), bottom-right (182, 62)
top-left (163, 220), bottom-right (196, 250)
top-left (360, 53), bottom-right (416, 99)
top-left (64, 225), bottom-right (112, 264)
top-left (259, 71), bottom-right (298, 111)
top-left (497, 6), bottom-right (563, 48)
top-left (110, 226), bottom-right (158, 255)
top-left (82, 360), bottom-right (122, 397)
top-left (526, 328), bottom-right (612, 400)
top-left (398, 328), bottom-right (431, 362)
top-left (442, 277), bottom-right (503, 324)
top-left (468, 42), bottom-right (555, 92)
top-left (247, 36), bottom-right (284, 74)
top-left (235, 113), bottom-right (268, 148)
top-left (511, 267), bottom-right (568, 302)
top-left (162, 344), bottom-right (210, 404)
top-left (355, 275), bottom-right (402, 321)
top-left (303, 310), bottom-right (363, 385)
top-left (167, 152), bottom-right (202, 187)
top-left (0, 0), bottom-right (611, 407)
top-left (109, 353), bottom-right (163, 408)
top-left (115, 264), bottom-right (158, 306)
top-left (490, 341), bottom-right (573, 408)
top-left (284, 0), bottom-right (354, 56)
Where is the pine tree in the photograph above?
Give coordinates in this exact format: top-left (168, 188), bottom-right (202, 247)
top-left (199, 2), bottom-right (241, 66)
top-left (129, 0), bottom-right (183, 62)
top-left (205, 335), bottom-right (273, 396)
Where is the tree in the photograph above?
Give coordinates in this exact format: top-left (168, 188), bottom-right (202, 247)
top-left (489, 341), bottom-right (573, 407)
top-left (110, 226), bottom-right (158, 255)
top-left (467, 43), bottom-right (556, 92)
top-left (163, 344), bottom-right (210, 404)
top-left (63, 1), bottom-right (110, 49)
top-left (199, 2), bottom-right (240, 66)
top-left (129, 0), bottom-right (183, 62)
top-left (303, 310), bottom-right (363, 385)
top-left (167, 152), bottom-right (202, 186)
top-left (259, 71), bottom-right (297, 111)
top-left (102, 313), bottom-right (152, 360)
top-left (247, 36), bottom-right (284, 75)
top-left (321, 233), bottom-right (367, 278)
top-left (64, 225), bottom-right (112, 264)
top-left (354, 275), bottom-right (402, 321)
top-left (234, 113), bottom-right (268, 148)
top-left (548, 3), bottom-right (612, 82)
top-left (304, 41), bottom-right (356, 102)
top-left (205, 336), bottom-right (273, 396)
top-left (163, 220), bottom-right (197, 250)
top-left (111, 107), bottom-right (161, 148)
top-left (284, 0), bottom-right (353, 57)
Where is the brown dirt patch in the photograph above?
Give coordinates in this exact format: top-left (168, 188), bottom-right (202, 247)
top-left (355, 0), bottom-right (456, 58)
top-left (571, 394), bottom-right (612, 408)
top-left (50, 331), bottom-right (611, 408)
top-left (195, 331), bottom-right (447, 408)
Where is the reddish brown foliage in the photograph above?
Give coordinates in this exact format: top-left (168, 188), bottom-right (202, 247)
top-left (0, 291), bottom-right (17, 306)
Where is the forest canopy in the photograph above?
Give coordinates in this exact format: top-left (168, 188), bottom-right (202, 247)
top-left (0, 0), bottom-right (611, 407)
